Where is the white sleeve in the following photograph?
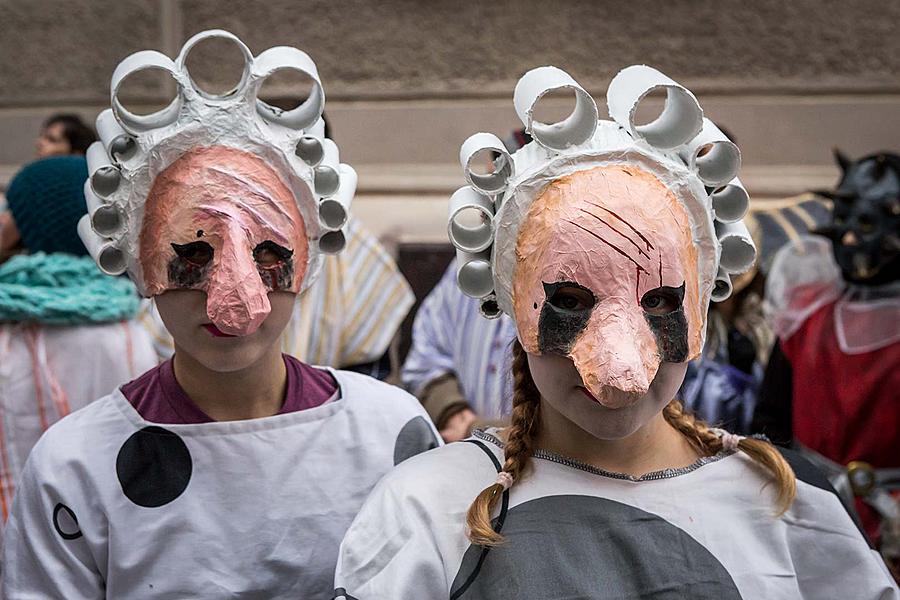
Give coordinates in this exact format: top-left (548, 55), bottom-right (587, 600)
top-left (2, 447), bottom-right (105, 599)
top-left (334, 475), bottom-right (449, 600)
top-left (785, 480), bottom-right (899, 599)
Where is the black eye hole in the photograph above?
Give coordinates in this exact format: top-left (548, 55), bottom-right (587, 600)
top-left (253, 241), bottom-right (293, 267)
top-left (171, 241), bottom-right (213, 267)
top-left (640, 284), bottom-right (684, 316)
top-left (547, 285), bottom-right (596, 312)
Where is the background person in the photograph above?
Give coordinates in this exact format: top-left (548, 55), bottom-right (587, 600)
top-left (0, 155), bottom-right (156, 537)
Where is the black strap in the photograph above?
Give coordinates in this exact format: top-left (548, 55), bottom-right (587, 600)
top-left (450, 440), bottom-right (510, 600)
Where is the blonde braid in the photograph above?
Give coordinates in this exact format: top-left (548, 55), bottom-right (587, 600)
top-left (663, 399), bottom-right (796, 514)
top-left (466, 340), bottom-right (541, 546)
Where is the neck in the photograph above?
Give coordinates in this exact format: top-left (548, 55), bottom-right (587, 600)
top-left (172, 344), bottom-right (287, 422)
top-left (534, 399), bottom-right (701, 478)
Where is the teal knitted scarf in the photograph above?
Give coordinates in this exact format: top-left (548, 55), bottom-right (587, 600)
top-left (0, 253), bottom-right (141, 325)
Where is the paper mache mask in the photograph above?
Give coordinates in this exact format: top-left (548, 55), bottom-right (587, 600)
top-left (448, 65), bottom-right (756, 405)
top-left (78, 30), bottom-right (356, 336)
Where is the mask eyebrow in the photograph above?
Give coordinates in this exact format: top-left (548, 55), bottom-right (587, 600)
top-left (564, 219), bottom-right (650, 275)
top-left (206, 166), bottom-right (294, 222)
top-left (579, 207), bottom-right (651, 259)
top-left (197, 204), bottom-right (292, 247)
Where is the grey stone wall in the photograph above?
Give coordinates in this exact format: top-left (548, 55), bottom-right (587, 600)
top-left (2, 0), bottom-right (897, 107)
top-left (1, 0), bottom-right (899, 242)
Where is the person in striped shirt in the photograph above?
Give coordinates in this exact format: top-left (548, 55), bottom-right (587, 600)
top-left (402, 258), bottom-right (516, 441)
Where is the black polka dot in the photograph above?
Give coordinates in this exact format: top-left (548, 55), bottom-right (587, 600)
top-left (52, 503), bottom-right (82, 540)
top-left (450, 495), bottom-right (741, 599)
top-left (393, 416), bottom-right (440, 465)
top-left (116, 426), bottom-right (192, 508)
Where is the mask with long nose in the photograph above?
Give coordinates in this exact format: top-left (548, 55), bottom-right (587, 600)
top-left (512, 165), bottom-right (705, 408)
top-left (140, 146), bottom-right (308, 336)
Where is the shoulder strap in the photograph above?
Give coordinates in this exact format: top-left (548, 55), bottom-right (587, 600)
top-left (451, 440), bottom-right (510, 599)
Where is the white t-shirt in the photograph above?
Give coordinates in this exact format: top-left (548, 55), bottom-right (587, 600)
top-left (3, 369), bottom-right (439, 599)
top-left (335, 429), bottom-right (898, 599)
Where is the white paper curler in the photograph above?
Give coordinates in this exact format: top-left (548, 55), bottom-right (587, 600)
top-left (82, 179), bottom-right (122, 236)
top-left (447, 186), bottom-right (494, 254)
top-left (86, 142), bottom-right (122, 198)
top-left (479, 294), bottom-right (503, 319)
top-left (110, 50), bottom-right (183, 134)
top-left (680, 118), bottom-right (741, 186)
top-left (95, 109), bottom-right (137, 161)
top-left (176, 29), bottom-right (253, 100)
top-left (318, 229), bottom-right (346, 254)
top-left (252, 46), bottom-right (324, 130)
top-left (513, 66), bottom-right (598, 150)
top-left (295, 135), bottom-right (324, 166)
top-left (459, 132), bottom-right (514, 195)
top-left (456, 248), bottom-right (494, 299)
top-left (319, 163), bottom-right (357, 231)
top-left (77, 215), bottom-right (127, 275)
top-left (607, 65), bottom-right (703, 150)
top-left (313, 138), bottom-right (340, 197)
top-left (716, 220), bottom-right (757, 274)
top-left (710, 267), bottom-right (734, 302)
top-left (710, 178), bottom-right (750, 223)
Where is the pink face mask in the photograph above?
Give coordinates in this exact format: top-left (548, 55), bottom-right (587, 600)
top-left (512, 165), bottom-right (704, 408)
top-left (139, 146), bottom-right (308, 336)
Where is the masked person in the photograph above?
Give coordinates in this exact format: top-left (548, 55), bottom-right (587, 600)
top-left (2, 31), bottom-right (438, 599)
top-left (333, 66), bottom-right (898, 599)
top-left (0, 156), bottom-right (156, 543)
top-left (755, 150), bottom-right (900, 578)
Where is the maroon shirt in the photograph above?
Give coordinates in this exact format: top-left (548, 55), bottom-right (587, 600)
top-left (121, 355), bottom-right (338, 424)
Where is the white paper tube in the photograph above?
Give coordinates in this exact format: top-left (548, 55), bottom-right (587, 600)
top-left (456, 248), bottom-right (494, 299)
top-left (86, 142), bottom-right (122, 198)
top-left (710, 267), bottom-right (733, 302)
top-left (110, 50), bottom-right (183, 134)
top-left (90, 205), bottom-right (124, 238)
top-left (459, 132), bottom-right (514, 195)
top-left (318, 163), bottom-right (357, 231)
top-left (607, 65), bottom-right (703, 150)
top-left (710, 178), bottom-right (750, 223)
top-left (176, 29), bottom-right (253, 100)
top-left (295, 135), bottom-right (324, 166)
top-left (318, 229), bottom-right (346, 254)
top-left (680, 118), bottom-right (741, 186)
top-left (447, 186), bottom-right (494, 254)
top-left (308, 118), bottom-right (326, 138)
top-left (479, 294), bottom-right (503, 319)
top-left (77, 215), bottom-right (127, 275)
top-left (252, 46), bottom-right (324, 131)
top-left (716, 220), bottom-right (757, 274)
top-left (95, 109), bottom-right (137, 161)
top-left (513, 66), bottom-right (598, 150)
top-left (313, 138), bottom-right (340, 197)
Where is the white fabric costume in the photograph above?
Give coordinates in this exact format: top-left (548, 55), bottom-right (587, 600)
top-left (5, 369), bottom-right (438, 598)
top-left (0, 323), bottom-right (156, 526)
top-left (334, 430), bottom-right (897, 599)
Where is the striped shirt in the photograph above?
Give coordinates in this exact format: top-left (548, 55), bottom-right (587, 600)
top-left (401, 260), bottom-right (517, 419)
top-left (139, 218), bottom-right (414, 369)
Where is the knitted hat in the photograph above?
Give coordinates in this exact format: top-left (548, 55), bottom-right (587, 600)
top-left (5, 155), bottom-right (89, 256)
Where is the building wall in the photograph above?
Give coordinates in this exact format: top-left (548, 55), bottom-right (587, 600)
top-left (2, 0), bottom-right (898, 244)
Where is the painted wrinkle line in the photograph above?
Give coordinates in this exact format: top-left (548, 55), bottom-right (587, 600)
top-left (585, 200), bottom-right (654, 251)
top-left (206, 166), bottom-right (293, 221)
top-left (564, 220), bottom-right (649, 275)
top-left (579, 208), bottom-right (651, 259)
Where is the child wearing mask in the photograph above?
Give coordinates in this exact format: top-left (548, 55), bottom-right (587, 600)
top-left (333, 65), bottom-right (897, 599)
top-left (3, 30), bottom-right (438, 599)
